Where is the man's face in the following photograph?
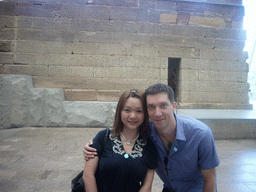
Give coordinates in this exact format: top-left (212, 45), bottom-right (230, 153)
top-left (146, 92), bottom-right (176, 130)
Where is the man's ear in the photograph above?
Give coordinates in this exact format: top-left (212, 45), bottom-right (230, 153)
top-left (172, 102), bottom-right (177, 110)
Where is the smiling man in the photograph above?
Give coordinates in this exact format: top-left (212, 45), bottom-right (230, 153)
top-left (144, 83), bottom-right (220, 192)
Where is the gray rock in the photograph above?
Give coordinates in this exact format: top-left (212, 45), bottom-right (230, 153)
top-left (63, 101), bottom-right (116, 127)
top-left (0, 74), bottom-right (117, 129)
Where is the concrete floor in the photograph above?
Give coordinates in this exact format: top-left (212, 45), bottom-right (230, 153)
top-left (0, 127), bottom-right (256, 192)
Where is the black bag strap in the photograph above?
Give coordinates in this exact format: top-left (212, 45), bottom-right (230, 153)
top-left (103, 127), bottom-right (110, 147)
top-left (71, 127), bottom-right (111, 191)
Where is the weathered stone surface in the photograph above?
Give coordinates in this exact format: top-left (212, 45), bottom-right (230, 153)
top-left (0, 53), bottom-right (13, 64)
top-left (2, 65), bottom-right (48, 76)
top-left (0, 41), bottom-right (12, 52)
top-left (200, 49), bottom-right (248, 61)
top-left (0, 29), bottom-right (15, 40)
top-left (64, 89), bottom-right (98, 101)
top-left (30, 88), bottom-right (66, 127)
top-left (189, 16), bottom-right (226, 28)
top-left (0, 16), bottom-right (15, 28)
top-left (63, 101), bottom-right (116, 127)
top-left (0, 75), bottom-right (33, 129)
top-left (0, 2), bottom-right (15, 16)
top-left (0, 75), bottom-right (119, 129)
top-left (0, 1), bottom-right (250, 110)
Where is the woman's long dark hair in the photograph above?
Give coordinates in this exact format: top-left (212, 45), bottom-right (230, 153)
top-left (111, 89), bottom-right (149, 141)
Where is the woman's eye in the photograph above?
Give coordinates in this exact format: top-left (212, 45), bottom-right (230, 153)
top-left (124, 109), bottom-right (130, 112)
top-left (137, 110), bottom-right (143, 113)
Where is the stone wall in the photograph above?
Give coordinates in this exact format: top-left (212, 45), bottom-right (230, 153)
top-left (0, 0), bottom-right (252, 109)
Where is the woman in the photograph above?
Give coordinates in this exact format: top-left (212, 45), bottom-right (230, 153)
top-left (83, 89), bottom-right (158, 192)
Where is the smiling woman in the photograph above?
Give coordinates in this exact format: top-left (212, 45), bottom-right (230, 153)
top-left (82, 89), bottom-right (158, 192)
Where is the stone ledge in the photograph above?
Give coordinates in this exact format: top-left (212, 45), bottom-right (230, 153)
top-left (178, 103), bottom-right (253, 110)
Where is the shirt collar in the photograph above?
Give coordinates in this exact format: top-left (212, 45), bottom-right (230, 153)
top-left (149, 113), bottom-right (186, 141)
top-left (174, 113), bottom-right (186, 141)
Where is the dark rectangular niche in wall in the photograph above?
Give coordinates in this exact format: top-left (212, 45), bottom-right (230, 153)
top-left (168, 58), bottom-right (180, 100)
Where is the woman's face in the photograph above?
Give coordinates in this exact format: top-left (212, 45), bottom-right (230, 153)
top-left (121, 97), bottom-right (144, 131)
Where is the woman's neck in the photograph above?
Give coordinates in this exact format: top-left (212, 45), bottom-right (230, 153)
top-left (121, 129), bottom-right (139, 140)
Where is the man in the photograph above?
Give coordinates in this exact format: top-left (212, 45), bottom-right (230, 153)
top-left (84, 83), bottom-right (220, 192)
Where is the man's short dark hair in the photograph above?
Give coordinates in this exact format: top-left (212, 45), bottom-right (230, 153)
top-left (144, 83), bottom-right (175, 103)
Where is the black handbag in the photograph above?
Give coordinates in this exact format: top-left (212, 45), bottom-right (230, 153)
top-left (71, 127), bottom-right (110, 192)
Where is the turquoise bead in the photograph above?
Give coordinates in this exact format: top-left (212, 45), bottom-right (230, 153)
top-left (174, 147), bottom-right (178, 152)
top-left (124, 154), bottom-right (129, 158)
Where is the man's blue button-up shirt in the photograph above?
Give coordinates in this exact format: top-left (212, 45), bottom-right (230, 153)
top-left (148, 114), bottom-right (220, 191)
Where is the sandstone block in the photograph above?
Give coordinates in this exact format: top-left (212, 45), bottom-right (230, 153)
top-left (178, 80), bottom-right (196, 93)
top-left (130, 44), bottom-right (158, 57)
top-left (159, 13), bottom-right (177, 24)
top-left (109, 7), bottom-right (141, 22)
top-left (97, 90), bottom-right (122, 102)
top-left (15, 53), bottom-right (84, 66)
top-left (0, 2), bottom-right (15, 16)
top-left (198, 59), bottom-right (248, 72)
top-left (200, 49), bottom-right (248, 61)
top-left (63, 101), bottom-right (116, 127)
top-left (232, 19), bottom-right (243, 29)
top-left (94, 67), bottom-right (108, 78)
top-left (0, 16), bottom-right (15, 28)
top-left (180, 58), bottom-right (199, 70)
top-left (77, 31), bottom-right (115, 44)
top-left (82, 55), bottom-right (120, 67)
top-left (0, 41), bottom-right (12, 52)
top-left (204, 28), bottom-right (246, 40)
top-left (182, 90), bottom-right (249, 104)
top-left (0, 53), bottom-right (13, 64)
top-left (214, 39), bottom-right (245, 51)
top-left (158, 46), bottom-right (200, 58)
top-left (48, 66), bottom-right (94, 78)
top-left (96, 43), bottom-right (129, 56)
top-left (69, 42), bottom-right (99, 55)
top-left (17, 16), bottom-right (34, 28)
top-left (199, 70), bottom-right (248, 83)
top-left (15, 5), bottom-right (55, 18)
top-left (64, 89), bottom-right (97, 101)
top-left (137, 22), bottom-right (158, 34)
top-left (61, 4), bottom-right (109, 20)
top-left (110, 0), bottom-right (138, 7)
top-left (15, 40), bottom-right (69, 54)
top-left (33, 76), bottom-right (89, 89)
top-left (77, 5), bottom-right (109, 20)
top-left (108, 67), bottom-right (122, 78)
top-left (189, 16), bottom-right (226, 28)
top-left (17, 28), bottom-right (76, 42)
top-left (160, 68), bottom-right (168, 80)
top-left (91, 20), bottom-right (123, 33)
top-left (2, 65), bottom-right (48, 76)
top-left (119, 56), bottom-right (160, 68)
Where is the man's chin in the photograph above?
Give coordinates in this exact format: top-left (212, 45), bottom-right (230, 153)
top-left (152, 121), bottom-right (163, 129)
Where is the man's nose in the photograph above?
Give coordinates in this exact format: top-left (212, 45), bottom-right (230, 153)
top-left (155, 107), bottom-right (161, 116)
